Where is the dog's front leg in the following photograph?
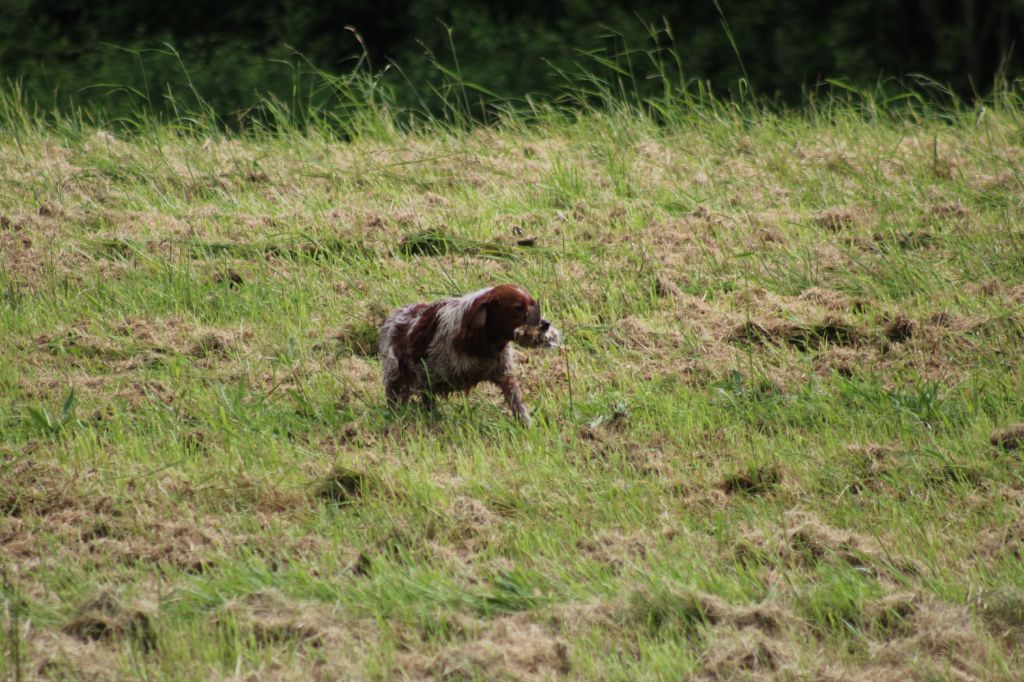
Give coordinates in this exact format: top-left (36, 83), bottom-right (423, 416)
top-left (494, 374), bottom-right (531, 427)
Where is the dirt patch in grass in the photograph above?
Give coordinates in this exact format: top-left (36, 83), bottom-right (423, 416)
top-left (179, 474), bottom-right (313, 516)
top-left (348, 520), bottom-right (425, 576)
top-left (797, 287), bottom-right (860, 312)
top-left (118, 317), bottom-right (253, 359)
top-left (218, 590), bottom-right (349, 648)
top-left (977, 587), bottom-right (1024, 646)
top-left (972, 278), bottom-right (1004, 298)
top-left (317, 466), bottom-right (370, 503)
top-left (665, 290), bottom-right (727, 328)
top-left (1, 230), bottom-right (49, 286)
top-left (34, 317), bottom-right (254, 369)
top-left (611, 315), bottom-right (686, 353)
top-left (739, 511), bottom-right (919, 579)
top-left (403, 615), bottom-right (571, 681)
top-left (863, 591), bottom-right (921, 640)
top-left (0, 212), bottom-right (74, 287)
top-left (971, 280), bottom-right (1024, 310)
top-left (975, 513), bottom-right (1024, 561)
top-left (26, 630), bottom-right (126, 680)
top-left (861, 599), bottom-right (994, 681)
top-left (774, 512), bottom-right (888, 570)
top-left (629, 587), bottom-right (793, 636)
top-left (188, 330), bottom-right (233, 358)
top-left (576, 529), bottom-right (651, 573)
top-left (79, 514), bottom-right (240, 574)
top-left (648, 290), bottom-right (880, 387)
top-left (317, 319), bottom-right (381, 357)
top-left (729, 317), bottom-right (861, 351)
top-left (570, 421), bottom-right (679, 478)
top-left (315, 466), bottom-right (373, 506)
top-left (628, 586), bottom-right (801, 679)
top-left (813, 208), bottom-right (859, 232)
top-left (208, 589), bottom-right (383, 678)
top-left (635, 585), bottom-right (998, 681)
top-left (928, 201), bottom-right (970, 222)
top-left (212, 268), bottom-right (245, 288)
top-left (0, 466), bottom-right (246, 574)
top-left (666, 476), bottom-right (730, 510)
top-left (397, 228), bottom-right (520, 260)
top-left (1006, 284), bottom-right (1024, 305)
top-left (719, 463), bottom-right (783, 496)
top-left (990, 424), bottom-right (1024, 451)
top-left (325, 356), bottom-right (381, 400)
top-left (62, 589), bottom-right (157, 652)
top-left (1, 461), bottom-right (115, 562)
top-left (34, 326), bottom-right (136, 362)
top-left (813, 346), bottom-right (880, 377)
top-left (882, 314), bottom-right (917, 343)
top-left (638, 215), bottom-right (726, 270)
top-left (847, 442), bottom-right (900, 461)
top-left (870, 229), bottom-right (937, 251)
top-left (0, 460), bottom-right (94, 518)
top-left (802, 592), bottom-right (1001, 680)
top-left (442, 495), bottom-right (502, 557)
top-left (811, 315), bottom-right (992, 384)
top-left (699, 626), bottom-right (793, 680)
top-left (843, 443), bottom-right (904, 495)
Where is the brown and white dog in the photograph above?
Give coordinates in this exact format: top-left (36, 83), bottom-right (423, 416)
top-left (378, 285), bottom-right (559, 426)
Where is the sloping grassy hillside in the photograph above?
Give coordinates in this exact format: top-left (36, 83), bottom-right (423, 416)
top-left (2, 91), bottom-right (1024, 679)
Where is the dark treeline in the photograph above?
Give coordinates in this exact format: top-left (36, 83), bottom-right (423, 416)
top-left (1, 0), bottom-right (1020, 120)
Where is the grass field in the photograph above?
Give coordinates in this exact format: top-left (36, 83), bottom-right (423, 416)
top-left (2, 81), bottom-right (1024, 680)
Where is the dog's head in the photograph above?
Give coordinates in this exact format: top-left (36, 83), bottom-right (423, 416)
top-left (465, 285), bottom-right (541, 345)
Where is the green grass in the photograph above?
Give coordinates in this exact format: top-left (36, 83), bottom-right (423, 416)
top-left (2, 76), bottom-right (1024, 680)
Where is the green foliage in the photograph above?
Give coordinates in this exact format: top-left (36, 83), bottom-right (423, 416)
top-left (0, 1), bottom-right (1020, 123)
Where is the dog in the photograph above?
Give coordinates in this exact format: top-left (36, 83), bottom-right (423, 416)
top-left (378, 285), bottom-right (559, 426)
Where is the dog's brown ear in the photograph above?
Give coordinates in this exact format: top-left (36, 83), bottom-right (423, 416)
top-left (464, 291), bottom-right (494, 332)
top-left (469, 303), bottom-right (488, 330)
